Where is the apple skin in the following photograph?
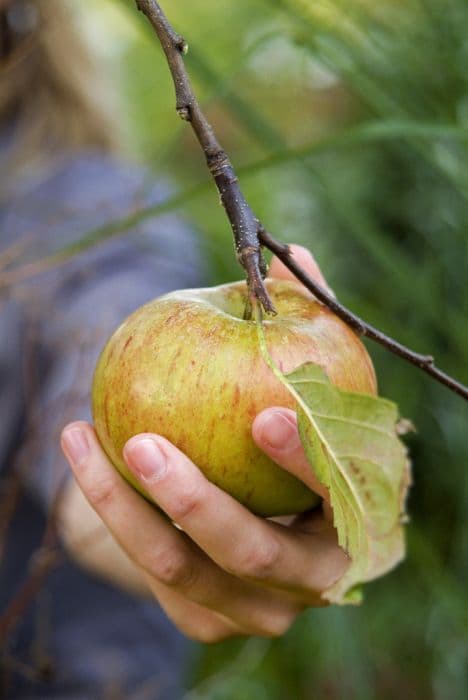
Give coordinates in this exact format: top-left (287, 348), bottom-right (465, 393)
top-left (92, 279), bottom-right (377, 517)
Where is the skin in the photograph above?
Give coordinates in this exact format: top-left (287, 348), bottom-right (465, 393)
top-left (60, 246), bottom-right (351, 642)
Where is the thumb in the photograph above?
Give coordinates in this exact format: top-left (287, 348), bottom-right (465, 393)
top-left (252, 407), bottom-right (329, 503)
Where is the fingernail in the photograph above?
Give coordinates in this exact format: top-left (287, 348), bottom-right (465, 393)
top-left (62, 426), bottom-right (89, 465)
top-left (124, 438), bottom-right (167, 482)
top-left (259, 411), bottom-right (299, 450)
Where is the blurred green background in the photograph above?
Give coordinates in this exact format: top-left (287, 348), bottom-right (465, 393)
top-left (78, 1), bottom-right (468, 697)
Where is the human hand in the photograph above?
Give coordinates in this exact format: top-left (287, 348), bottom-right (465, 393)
top-left (61, 246), bottom-right (348, 642)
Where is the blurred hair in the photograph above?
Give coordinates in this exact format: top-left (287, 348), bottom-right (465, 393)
top-left (0, 0), bottom-right (116, 171)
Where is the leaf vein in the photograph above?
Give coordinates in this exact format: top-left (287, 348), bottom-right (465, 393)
top-left (312, 412), bottom-right (393, 437)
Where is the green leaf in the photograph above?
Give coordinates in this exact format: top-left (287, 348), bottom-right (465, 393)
top-left (256, 319), bottom-right (411, 605)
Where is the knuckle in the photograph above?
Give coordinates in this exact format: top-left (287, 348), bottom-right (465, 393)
top-left (233, 537), bottom-right (281, 581)
top-left (148, 548), bottom-right (195, 589)
top-left (84, 474), bottom-right (116, 510)
top-left (170, 483), bottom-right (204, 523)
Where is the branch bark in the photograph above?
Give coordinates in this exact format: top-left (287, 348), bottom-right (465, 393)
top-left (258, 230), bottom-right (468, 400)
top-left (135, 1), bottom-right (467, 401)
top-left (135, 0), bottom-right (272, 312)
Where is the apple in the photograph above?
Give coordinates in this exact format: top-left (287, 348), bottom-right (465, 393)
top-left (92, 278), bottom-right (377, 516)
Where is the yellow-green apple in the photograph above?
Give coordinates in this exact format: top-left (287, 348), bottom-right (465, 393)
top-left (92, 279), bottom-right (377, 516)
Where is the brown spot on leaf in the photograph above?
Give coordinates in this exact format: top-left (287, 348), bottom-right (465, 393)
top-left (350, 461), bottom-right (366, 486)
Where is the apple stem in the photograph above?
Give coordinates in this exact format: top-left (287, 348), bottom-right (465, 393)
top-left (134, 1), bottom-right (468, 402)
top-left (243, 298), bottom-right (253, 322)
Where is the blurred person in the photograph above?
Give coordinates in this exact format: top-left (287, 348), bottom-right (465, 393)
top-left (0, 1), bottom-right (347, 698)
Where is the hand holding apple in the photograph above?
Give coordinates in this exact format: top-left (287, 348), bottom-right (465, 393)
top-left (91, 251), bottom-right (376, 517)
top-left (60, 246), bottom-right (355, 640)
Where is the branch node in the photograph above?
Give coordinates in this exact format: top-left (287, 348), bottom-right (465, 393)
top-left (177, 38), bottom-right (188, 54)
top-left (207, 151), bottom-right (233, 179)
top-left (177, 105), bottom-right (191, 121)
top-left (237, 244), bottom-right (259, 265)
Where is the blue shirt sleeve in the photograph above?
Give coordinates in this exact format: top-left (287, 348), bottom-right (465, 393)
top-left (1, 150), bottom-right (205, 506)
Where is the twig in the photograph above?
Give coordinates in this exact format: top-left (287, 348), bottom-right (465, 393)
top-left (0, 472), bottom-right (23, 562)
top-left (135, 0), bottom-right (273, 312)
top-left (259, 229), bottom-right (468, 400)
top-left (0, 516), bottom-right (61, 646)
top-left (135, 0), bottom-right (468, 402)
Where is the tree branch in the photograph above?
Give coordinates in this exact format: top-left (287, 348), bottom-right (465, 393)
top-left (135, 1), bottom-right (467, 401)
top-left (135, 0), bottom-right (272, 312)
top-left (259, 229), bottom-right (468, 400)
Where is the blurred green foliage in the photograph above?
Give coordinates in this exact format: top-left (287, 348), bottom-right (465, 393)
top-left (82, 0), bottom-right (468, 697)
